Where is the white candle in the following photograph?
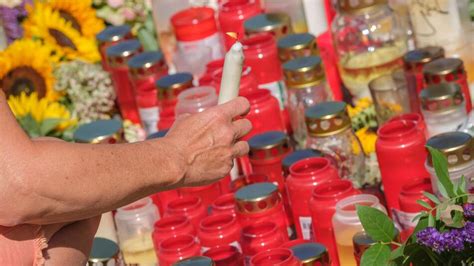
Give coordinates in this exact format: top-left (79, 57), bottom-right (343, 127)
top-left (218, 41), bottom-right (244, 104)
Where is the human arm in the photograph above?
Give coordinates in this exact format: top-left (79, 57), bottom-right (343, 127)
top-left (0, 91), bottom-right (251, 225)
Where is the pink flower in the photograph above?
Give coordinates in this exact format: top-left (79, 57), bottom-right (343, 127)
top-left (121, 7), bottom-right (136, 21)
top-left (106, 0), bottom-right (124, 8)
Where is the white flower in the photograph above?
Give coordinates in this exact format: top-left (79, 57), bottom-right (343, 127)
top-left (0, 0), bottom-right (22, 8)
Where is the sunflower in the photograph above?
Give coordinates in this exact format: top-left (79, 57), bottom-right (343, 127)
top-left (43, 0), bottom-right (105, 38)
top-left (0, 39), bottom-right (59, 100)
top-left (8, 92), bottom-right (76, 134)
top-left (23, 3), bottom-right (100, 62)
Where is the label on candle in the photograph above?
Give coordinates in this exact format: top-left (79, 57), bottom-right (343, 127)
top-left (177, 32), bottom-right (224, 60)
top-left (392, 209), bottom-right (418, 230)
top-left (299, 216), bottom-right (312, 240)
top-left (139, 107), bottom-right (159, 135)
top-left (259, 80), bottom-right (287, 110)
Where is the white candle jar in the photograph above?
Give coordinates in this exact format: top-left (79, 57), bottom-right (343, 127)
top-left (425, 131), bottom-right (474, 196)
top-left (420, 83), bottom-right (467, 137)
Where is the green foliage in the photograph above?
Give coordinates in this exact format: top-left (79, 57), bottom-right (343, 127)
top-left (357, 205), bottom-right (396, 242)
top-left (17, 114), bottom-right (63, 138)
top-left (361, 243), bottom-right (391, 266)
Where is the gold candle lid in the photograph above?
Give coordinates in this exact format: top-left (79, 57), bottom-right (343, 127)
top-left (337, 0), bottom-right (387, 12)
top-left (106, 39), bottom-right (142, 68)
top-left (128, 51), bottom-right (167, 79)
top-left (426, 132), bottom-right (473, 168)
top-left (423, 58), bottom-right (465, 85)
top-left (244, 13), bottom-right (292, 39)
top-left (403, 46), bottom-right (445, 71)
top-left (73, 119), bottom-right (123, 144)
top-left (283, 56), bottom-right (325, 89)
top-left (277, 33), bottom-right (318, 63)
top-left (248, 131), bottom-right (291, 160)
top-left (235, 182), bottom-right (281, 214)
top-left (173, 256), bottom-right (215, 266)
top-left (290, 243), bottom-right (330, 265)
top-left (419, 83), bottom-right (464, 112)
top-left (96, 25), bottom-right (132, 44)
top-left (155, 72), bottom-right (194, 100)
top-left (352, 232), bottom-right (376, 257)
top-left (88, 237), bottom-right (120, 266)
top-left (305, 101), bottom-right (351, 137)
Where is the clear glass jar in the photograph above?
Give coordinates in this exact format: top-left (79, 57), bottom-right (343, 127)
top-left (305, 101), bottom-right (366, 187)
top-left (331, 0), bottom-right (407, 100)
top-left (115, 197), bottom-right (160, 265)
top-left (263, 0), bottom-right (308, 33)
top-left (332, 194), bottom-right (386, 266)
top-left (283, 56), bottom-right (332, 147)
top-left (425, 132), bottom-right (474, 196)
top-left (420, 83), bottom-right (467, 137)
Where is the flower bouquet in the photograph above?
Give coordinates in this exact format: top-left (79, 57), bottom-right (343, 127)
top-left (357, 147), bottom-right (474, 265)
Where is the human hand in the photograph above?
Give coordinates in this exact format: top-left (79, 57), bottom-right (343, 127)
top-left (164, 97), bottom-right (252, 187)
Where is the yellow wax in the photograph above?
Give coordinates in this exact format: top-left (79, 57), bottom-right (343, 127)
top-left (336, 243), bottom-right (357, 266)
top-left (334, 227), bottom-right (362, 266)
top-left (121, 233), bottom-right (157, 266)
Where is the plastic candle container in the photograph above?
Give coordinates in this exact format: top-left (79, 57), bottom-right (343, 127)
top-left (309, 179), bottom-right (360, 266)
top-left (198, 213), bottom-right (242, 251)
top-left (277, 33), bottom-right (318, 63)
top-left (152, 215), bottom-right (195, 252)
top-left (282, 149), bottom-right (324, 176)
top-left (178, 183), bottom-right (221, 209)
top-left (387, 113), bottom-right (427, 137)
top-left (164, 196), bottom-right (207, 229)
top-left (332, 194), bottom-right (386, 266)
top-left (173, 256), bottom-right (215, 266)
top-left (283, 56), bottom-right (331, 147)
top-left (376, 120), bottom-right (428, 216)
top-left (115, 198), bottom-right (159, 265)
top-left (175, 86), bottom-right (217, 115)
top-left (158, 235), bottom-right (201, 266)
top-left (235, 182), bottom-right (290, 237)
top-left (171, 7), bottom-right (223, 62)
top-left (402, 46), bottom-right (445, 113)
top-left (397, 178), bottom-right (433, 241)
top-left (263, 0), bottom-right (307, 33)
top-left (290, 242), bottom-right (330, 266)
top-left (305, 101), bottom-right (365, 187)
top-left (210, 193), bottom-right (236, 217)
top-left (244, 13), bottom-right (292, 39)
top-left (240, 89), bottom-right (285, 140)
top-left (128, 51), bottom-right (168, 135)
top-left (203, 245), bottom-right (244, 266)
top-left (241, 33), bottom-right (287, 109)
top-left (419, 83), bottom-right (467, 137)
top-left (250, 248), bottom-right (301, 266)
top-left (97, 25), bottom-right (132, 70)
top-left (425, 132), bottom-right (474, 196)
top-left (241, 221), bottom-right (288, 263)
top-left (218, 0), bottom-right (262, 50)
top-left (106, 40), bottom-right (142, 124)
top-left (423, 58), bottom-right (472, 113)
top-left (286, 158), bottom-right (339, 240)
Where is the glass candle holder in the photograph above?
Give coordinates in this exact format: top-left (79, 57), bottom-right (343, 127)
top-left (263, 0), bottom-right (308, 33)
top-left (368, 70), bottom-right (411, 125)
top-left (277, 33), bottom-right (319, 63)
top-left (352, 231), bottom-right (376, 266)
top-left (290, 242), bottom-right (331, 266)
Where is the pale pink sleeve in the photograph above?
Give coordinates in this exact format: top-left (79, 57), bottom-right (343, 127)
top-left (0, 225), bottom-right (48, 266)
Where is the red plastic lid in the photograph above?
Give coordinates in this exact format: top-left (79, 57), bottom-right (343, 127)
top-left (241, 33), bottom-right (282, 84)
top-left (171, 7), bottom-right (217, 42)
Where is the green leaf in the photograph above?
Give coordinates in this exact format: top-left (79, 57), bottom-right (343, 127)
top-left (423, 192), bottom-right (441, 204)
top-left (17, 114), bottom-right (40, 137)
top-left (428, 213), bottom-right (435, 227)
top-left (426, 147), bottom-right (455, 198)
top-left (451, 210), bottom-right (465, 228)
top-left (360, 243), bottom-right (391, 266)
top-left (357, 205), bottom-right (396, 242)
top-left (390, 245), bottom-right (404, 260)
top-left (411, 211), bottom-right (427, 224)
top-left (137, 28), bottom-right (158, 51)
top-left (416, 200), bottom-right (432, 210)
top-left (457, 175), bottom-right (467, 195)
top-left (39, 118), bottom-right (62, 136)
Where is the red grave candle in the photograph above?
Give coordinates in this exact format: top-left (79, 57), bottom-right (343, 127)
top-left (152, 215), bottom-right (195, 253)
top-left (210, 193), bottom-right (237, 217)
top-left (250, 248), bottom-right (301, 266)
top-left (164, 196), bottom-right (207, 229)
top-left (158, 235), bottom-right (201, 266)
top-left (204, 245), bottom-right (244, 266)
top-left (241, 221), bottom-right (288, 263)
top-left (198, 213), bottom-right (242, 251)
top-left (97, 25), bottom-right (132, 70)
top-left (179, 182), bottom-right (221, 209)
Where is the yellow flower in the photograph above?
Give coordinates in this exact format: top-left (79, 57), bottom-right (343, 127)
top-left (44, 0), bottom-right (105, 38)
top-left (23, 2), bottom-right (100, 62)
top-left (348, 97), bottom-right (373, 118)
top-left (353, 127), bottom-right (378, 155)
top-left (0, 39), bottom-right (59, 100)
top-left (8, 92), bottom-right (76, 131)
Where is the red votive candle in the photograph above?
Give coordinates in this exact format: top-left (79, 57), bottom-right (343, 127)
top-left (179, 182), bottom-right (221, 209)
top-left (376, 120), bottom-right (428, 217)
top-left (158, 235), bottom-right (201, 266)
top-left (212, 66), bottom-right (258, 95)
top-left (241, 221), bottom-right (288, 263)
top-left (164, 196), bottom-right (207, 229)
top-left (152, 215), bottom-right (195, 253)
top-left (128, 51), bottom-right (168, 135)
top-left (287, 158), bottom-right (339, 240)
top-left (204, 245), bottom-right (244, 266)
top-left (250, 248), bottom-right (301, 266)
top-left (97, 25), bottom-right (132, 70)
top-left (211, 193), bottom-right (236, 216)
top-left (310, 179), bottom-right (360, 266)
top-left (235, 182), bottom-right (290, 237)
top-left (106, 39), bottom-right (142, 124)
top-left (198, 213), bottom-right (242, 251)
top-left (387, 113), bottom-right (427, 137)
